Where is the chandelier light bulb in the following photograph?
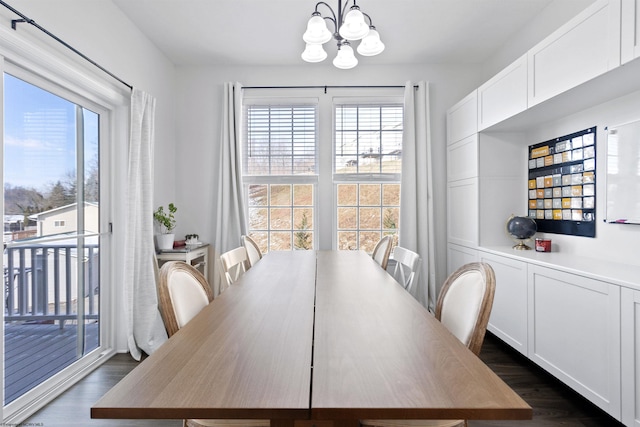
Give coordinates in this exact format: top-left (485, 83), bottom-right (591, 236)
top-left (338, 6), bottom-right (369, 40)
top-left (333, 42), bottom-right (358, 69)
top-left (302, 43), bottom-right (328, 63)
top-left (303, 13), bottom-right (332, 44)
top-left (357, 28), bottom-right (385, 56)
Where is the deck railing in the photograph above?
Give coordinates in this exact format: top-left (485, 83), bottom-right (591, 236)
top-left (4, 243), bottom-right (99, 326)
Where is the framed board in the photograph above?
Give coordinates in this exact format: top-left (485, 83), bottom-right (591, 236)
top-left (527, 127), bottom-right (596, 237)
top-left (605, 121), bottom-right (640, 224)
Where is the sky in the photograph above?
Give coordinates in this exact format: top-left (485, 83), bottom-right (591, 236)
top-left (3, 73), bottom-right (99, 191)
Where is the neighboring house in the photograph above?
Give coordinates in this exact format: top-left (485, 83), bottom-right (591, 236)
top-left (29, 202), bottom-right (99, 237)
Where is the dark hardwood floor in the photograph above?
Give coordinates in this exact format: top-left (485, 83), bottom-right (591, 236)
top-left (24, 332), bottom-right (624, 427)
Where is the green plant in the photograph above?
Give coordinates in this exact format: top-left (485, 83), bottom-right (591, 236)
top-left (153, 203), bottom-right (177, 234)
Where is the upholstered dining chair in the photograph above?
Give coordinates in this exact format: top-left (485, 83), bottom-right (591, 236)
top-left (390, 246), bottom-right (421, 293)
top-left (241, 235), bottom-right (263, 269)
top-left (361, 262), bottom-right (497, 427)
top-left (157, 261), bottom-right (213, 337)
top-left (219, 246), bottom-right (249, 288)
top-left (157, 261), bottom-right (269, 427)
top-left (371, 235), bottom-right (393, 270)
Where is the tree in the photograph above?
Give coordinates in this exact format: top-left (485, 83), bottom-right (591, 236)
top-left (294, 211), bottom-right (313, 250)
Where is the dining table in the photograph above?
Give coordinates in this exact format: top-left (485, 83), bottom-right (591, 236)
top-left (91, 250), bottom-right (532, 427)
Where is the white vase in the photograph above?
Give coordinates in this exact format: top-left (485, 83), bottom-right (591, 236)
top-left (156, 233), bottom-right (175, 250)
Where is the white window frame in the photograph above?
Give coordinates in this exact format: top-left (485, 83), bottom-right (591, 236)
top-left (331, 96), bottom-right (404, 252)
top-left (1, 22), bottom-right (127, 424)
top-left (242, 97), bottom-right (319, 251)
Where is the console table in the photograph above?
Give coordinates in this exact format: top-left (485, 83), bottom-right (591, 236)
top-left (156, 243), bottom-right (209, 281)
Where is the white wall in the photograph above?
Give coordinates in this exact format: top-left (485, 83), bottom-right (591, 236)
top-left (523, 88), bottom-right (640, 267)
top-left (174, 63), bottom-right (480, 295)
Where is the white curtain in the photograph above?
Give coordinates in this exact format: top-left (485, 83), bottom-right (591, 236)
top-left (122, 88), bottom-right (168, 360)
top-left (399, 81), bottom-right (436, 310)
top-left (212, 82), bottom-right (247, 296)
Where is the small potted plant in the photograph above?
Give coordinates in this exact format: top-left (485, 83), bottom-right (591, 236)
top-left (153, 203), bottom-right (177, 250)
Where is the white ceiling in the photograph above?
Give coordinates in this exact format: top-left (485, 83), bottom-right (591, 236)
top-left (112, 0), bottom-right (592, 67)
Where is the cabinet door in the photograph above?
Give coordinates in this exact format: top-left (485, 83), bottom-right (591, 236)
top-left (528, 0), bottom-right (621, 106)
top-left (446, 244), bottom-right (478, 276)
top-left (621, 287), bottom-right (640, 426)
top-left (528, 265), bottom-right (621, 418)
top-left (478, 54), bottom-right (528, 130)
top-left (447, 134), bottom-right (478, 182)
top-left (480, 252), bottom-right (528, 355)
top-left (622, 0), bottom-right (640, 64)
top-left (447, 178), bottom-right (478, 247)
top-left (446, 90), bottom-right (477, 143)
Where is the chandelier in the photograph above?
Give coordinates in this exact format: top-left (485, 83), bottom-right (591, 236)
top-left (301, 0), bottom-right (385, 69)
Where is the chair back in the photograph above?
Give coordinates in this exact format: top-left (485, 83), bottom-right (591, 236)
top-left (157, 261), bottom-right (214, 337)
top-left (435, 262), bottom-right (496, 355)
top-left (391, 246), bottom-right (421, 293)
top-left (371, 236), bottom-right (392, 270)
top-left (241, 235), bottom-right (263, 269)
top-left (220, 246), bottom-right (248, 287)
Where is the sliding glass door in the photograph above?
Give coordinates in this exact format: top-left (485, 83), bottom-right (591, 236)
top-left (3, 70), bottom-right (107, 410)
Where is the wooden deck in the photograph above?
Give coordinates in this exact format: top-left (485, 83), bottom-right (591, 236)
top-left (4, 320), bottom-right (100, 404)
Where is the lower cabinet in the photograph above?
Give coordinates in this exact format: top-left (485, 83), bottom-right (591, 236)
top-left (480, 252), bottom-right (528, 356)
top-left (622, 287), bottom-right (640, 426)
top-left (528, 265), bottom-right (621, 419)
top-left (446, 243), bottom-right (477, 276)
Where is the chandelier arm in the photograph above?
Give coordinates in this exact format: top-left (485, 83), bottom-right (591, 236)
top-left (339, 0), bottom-right (352, 24)
top-left (314, 1), bottom-right (337, 23)
top-left (362, 12), bottom-right (374, 28)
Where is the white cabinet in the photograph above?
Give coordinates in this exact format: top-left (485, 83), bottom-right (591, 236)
top-left (622, 0), bottom-right (640, 63)
top-left (480, 252), bottom-right (528, 356)
top-left (621, 287), bottom-right (640, 426)
top-left (447, 178), bottom-right (478, 247)
top-left (446, 90), bottom-right (477, 143)
top-left (478, 54), bottom-right (528, 130)
top-left (446, 243), bottom-right (477, 276)
top-left (528, 265), bottom-right (621, 418)
top-left (446, 134), bottom-right (478, 182)
top-left (528, 0), bottom-right (621, 106)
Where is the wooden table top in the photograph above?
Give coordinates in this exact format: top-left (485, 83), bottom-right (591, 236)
top-left (92, 250), bottom-right (531, 423)
top-left (92, 250), bottom-right (317, 420)
top-left (312, 250), bottom-right (531, 421)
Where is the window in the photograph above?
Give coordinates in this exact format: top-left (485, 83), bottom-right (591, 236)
top-left (54, 220), bottom-right (66, 227)
top-left (334, 103), bottom-right (403, 253)
top-left (243, 103), bottom-right (317, 252)
top-left (241, 94), bottom-right (403, 253)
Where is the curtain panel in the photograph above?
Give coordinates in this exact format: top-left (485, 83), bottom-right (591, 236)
top-left (212, 82), bottom-right (247, 296)
top-left (400, 81), bottom-right (436, 310)
top-left (122, 88), bottom-right (168, 360)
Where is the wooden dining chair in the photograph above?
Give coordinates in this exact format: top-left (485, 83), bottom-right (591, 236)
top-left (241, 234), bottom-right (263, 269)
top-left (219, 246), bottom-right (249, 288)
top-left (361, 262), bottom-right (496, 427)
top-left (158, 262), bottom-right (269, 427)
top-left (371, 235), bottom-right (392, 270)
top-left (390, 246), bottom-right (421, 293)
top-left (157, 261), bottom-right (213, 337)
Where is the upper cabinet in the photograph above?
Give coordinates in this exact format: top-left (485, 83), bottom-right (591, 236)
top-left (621, 0), bottom-right (640, 64)
top-left (478, 54), bottom-right (528, 131)
top-left (446, 90), bottom-right (477, 143)
top-left (528, 0), bottom-right (621, 107)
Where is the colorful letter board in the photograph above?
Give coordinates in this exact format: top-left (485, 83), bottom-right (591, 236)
top-left (528, 127), bottom-right (596, 237)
